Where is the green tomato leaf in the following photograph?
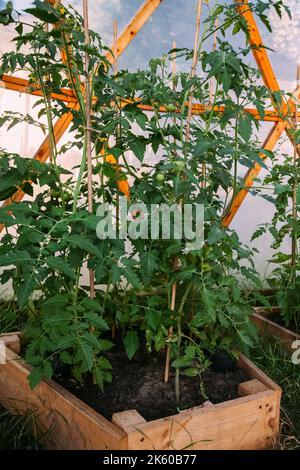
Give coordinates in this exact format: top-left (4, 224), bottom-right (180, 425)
top-left (124, 330), bottom-right (139, 360)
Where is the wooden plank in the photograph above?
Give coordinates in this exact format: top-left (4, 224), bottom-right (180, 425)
top-left (0, 75), bottom-right (291, 122)
top-left (0, 74), bottom-right (77, 103)
top-left (0, 347), bottom-right (126, 450)
top-left (180, 401), bottom-right (213, 414)
top-left (123, 355), bottom-right (280, 450)
top-left (238, 353), bottom-right (281, 392)
top-left (105, 0), bottom-right (163, 64)
top-left (238, 379), bottom-right (269, 397)
top-left (252, 312), bottom-right (300, 350)
top-left (0, 333), bottom-right (20, 354)
top-left (253, 307), bottom-right (282, 316)
top-left (124, 390), bottom-right (279, 450)
top-left (112, 410), bottom-right (146, 433)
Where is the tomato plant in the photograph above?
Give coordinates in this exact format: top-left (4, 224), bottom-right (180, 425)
top-left (252, 127), bottom-right (300, 330)
top-left (0, 0), bottom-right (288, 400)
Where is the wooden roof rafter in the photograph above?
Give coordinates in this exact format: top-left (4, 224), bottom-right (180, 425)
top-left (222, 0), bottom-right (300, 226)
top-left (1, 73), bottom-right (298, 122)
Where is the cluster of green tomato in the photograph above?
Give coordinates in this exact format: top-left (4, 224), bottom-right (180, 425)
top-left (155, 160), bottom-right (185, 183)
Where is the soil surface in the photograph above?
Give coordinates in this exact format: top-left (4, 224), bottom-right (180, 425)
top-left (56, 347), bottom-right (249, 422)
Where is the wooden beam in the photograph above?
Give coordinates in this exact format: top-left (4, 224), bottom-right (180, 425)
top-left (234, 2), bottom-right (300, 139)
top-left (2, 74), bottom-right (298, 122)
top-left (252, 311), bottom-right (300, 352)
top-left (222, 85), bottom-right (300, 227)
top-left (235, 0), bottom-right (280, 93)
top-left (238, 379), bottom-right (268, 397)
top-left (222, 120), bottom-right (285, 227)
top-left (0, 345), bottom-right (127, 449)
top-left (222, 2), bottom-right (300, 226)
top-left (105, 0), bottom-right (163, 64)
top-left (0, 74), bottom-right (77, 103)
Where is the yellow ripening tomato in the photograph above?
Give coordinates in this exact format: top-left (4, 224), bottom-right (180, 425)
top-left (104, 153), bottom-right (130, 198)
top-left (105, 154), bottom-right (117, 166)
top-left (117, 179), bottom-right (130, 198)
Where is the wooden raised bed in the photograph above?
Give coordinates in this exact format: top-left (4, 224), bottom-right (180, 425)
top-left (252, 307), bottom-right (300, 352)
top-left (0, 332), bottom-right (281, 450)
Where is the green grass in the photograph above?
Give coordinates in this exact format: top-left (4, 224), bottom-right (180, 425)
top-left (0, 406), bottom-right (42, 450)
top-left (250, 339), bottom-right (300, 450)
top-left (0, 299), bottom-right (29, 334)
top-left (0, 300), bottom-right (43, 450)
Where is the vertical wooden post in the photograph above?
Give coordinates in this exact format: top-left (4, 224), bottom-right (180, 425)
top-left (113, 19), bottom-right (118, 75)
top-left (172, 40), bottom-right (177, 136)
top-left (209, 19), bottom-right (218, 105)
top-left (164, 0), bottom-right (203, 396)
top-left (291, 64), bottom-right (300, 272)
top-left (203, 17), bottom-right (218, 189)
top-left (83, 0), bottom-right (95, 299)
top-left (164, 41), bottom-right (177, 384)
top-left (185, 0), bottom-right (203, 143)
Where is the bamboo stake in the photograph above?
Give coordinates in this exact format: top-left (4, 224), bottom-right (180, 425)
top-left (113, 19), bottom-right (118, 75)
top-left (83, 0), bottom-right (95, 299)
top-left (164, 41), bottom-right (178, 384)
top-left (112, 18), bottom-right (119, 340)
top-left (209, 19), bottom-right (218, 105)
top-left (291, 64), bottom-right (300, 272)
top-left (172, 40), bottom-right (177, 119)
top-left (164, 1), bottom-right (203, 390)
top-left (185, 0), bottom-right (203, 143)
top-left (113, 18), bottom-right (120, 231)
top-left (203, 18), bottom-right (218, 188)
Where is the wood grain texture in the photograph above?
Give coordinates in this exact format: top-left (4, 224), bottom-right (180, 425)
top-left (252, 311), bottom-right (300, 351)
top-left (0, 339), bottom-right (281, 450)
top-left (0, 333), bottom-right (21, 354)
top-left (123, 391), bottom-right (279, 450)
top-left (238, 379), bottom-right (269, 397)
top-left (0, 346), bottom-right (126, 450)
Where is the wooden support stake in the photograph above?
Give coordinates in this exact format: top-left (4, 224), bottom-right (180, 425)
top-left (164, 41), bottom-right (177, 384)
top-left (291, 64), bottom-right (300, 271)
top-left (165, 0), bottom-right (203, 397)
top-left (83, 0), bottom-right (95, 299)
top-left (185, 0), bottom-right (203, 143)
top-left (238, 379), bottom-right (268, 397)
top-left (204, 18), bottom-right (218, 189)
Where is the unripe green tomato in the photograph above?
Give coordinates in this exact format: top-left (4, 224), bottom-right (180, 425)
top-left (165, 104), bottom-right (177, 112)
top-left (174, 160), bottom-right (185, 171)
top-left (203, 245), bottom-right (213, 257)
top-left (50, 190), bottom-right (60, 199)
top-left (202, 263), bottom-right (211, 271)
top-left (63, 191), bottom-right (72, 202)
top-left (156, 173), bottom-right (165, 183)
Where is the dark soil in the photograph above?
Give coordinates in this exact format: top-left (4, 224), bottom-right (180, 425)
top-left (56, 348), bottom-right (249, 422)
